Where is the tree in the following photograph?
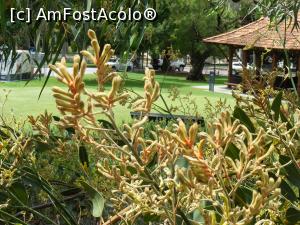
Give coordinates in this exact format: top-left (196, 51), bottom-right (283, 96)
top-left (139, 0), bottom-right (241, 80)
top-left (0, 0), bottom-right (157, 94)
top-left (153, 0), bottom-right (237, 80)
top-left (145, 0), bottom-right (300, 80)
top-left (219, 0), bottom-right (300, 27)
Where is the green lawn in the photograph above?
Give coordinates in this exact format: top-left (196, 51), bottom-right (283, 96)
top-left (0, 72), bottom-right (234, 124)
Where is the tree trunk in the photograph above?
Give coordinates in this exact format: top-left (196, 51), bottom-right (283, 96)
top-left (161, 50), bottom-right (171, 73)
top-left (187, 52), bottom-right (209, 81)
top-left (161, 56), bottom-right (171, 73)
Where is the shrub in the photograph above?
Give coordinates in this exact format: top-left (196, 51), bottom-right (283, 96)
top-left (48, 30), bottom-right (300, 224)
top-left (0, 29), bottom-right (299, 225)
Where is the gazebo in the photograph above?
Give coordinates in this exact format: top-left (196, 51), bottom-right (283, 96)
top-left (203, 15), bottom-right (300, 93)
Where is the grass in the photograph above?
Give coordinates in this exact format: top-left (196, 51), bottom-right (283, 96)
top-left (0, 72), bottom-right (234, 124)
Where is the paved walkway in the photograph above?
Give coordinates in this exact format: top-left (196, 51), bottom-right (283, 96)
top-left (192, 85), bottom-right (233, 95)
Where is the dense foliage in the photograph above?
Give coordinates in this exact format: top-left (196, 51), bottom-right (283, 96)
top-left (1, 1), bottom-right (300, 224)
top-left (0, 0), bottom-right (156, 95)
top-left (1, 30), bottom-right (299, 224)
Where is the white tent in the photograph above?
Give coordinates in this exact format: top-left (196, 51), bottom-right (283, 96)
top-left (0, 50), bottom-right (34, 81)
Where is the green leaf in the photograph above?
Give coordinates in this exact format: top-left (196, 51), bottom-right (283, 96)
top-left (52, 116), bottom-right (61, 122)
top-left (0, 128), bottom-right (9, 139)
top-left (9, 182), bottom-right (28, 206)
top-left (235, 186), bottom-right (253, 206)
top-left (200, 199), bottom-right (214, 210)
top-left (280, 178), bottom-right (298, 202)
top-left (233, 107), bottom-right (255, 133)
top-left (98, 119), bottom-right (114, 129)
top-left (0, 209), bottom-right (30, 225)
top-left (126, 166), bottom-right (137, 175)
top-left (271, 91), bottom-right (282, 121)
top-left (86, 0), bottom-right (92, 11)
top-left (146, 152), bottom-right (158, 169)
top-left (79, 146), bottom-right (89, 168)
top-left (226, 143), bottom-right (240, 160)
top-left (130, 33), bottom-right (138, 47)
top-left (38, 31), bottom-right (66, 98)
top-left (61, 188), bottom-right (82, 197)
top-left (191, 200), bottom-right (220, 223)
top-left (35, 141), bottom-right (52, 152)
top-left (175, 156), bottom-right (189, 169)
top-left (66, 127), bottom-right (75, 135)
top-left (192, 208), bottom-right (205, 223)
top-left (80, 181), bottom-right (105, 218)
top-left (279, 155), bottom-right (300, 188)
top-left (280, 111), bottom-right (292, 130)
top-left (142, 213), bottom-right (161, 222)
top-left (22, 167), bottom-right (78, 225)
top-left (269, 172), bottom-right (297, 202)
top-left (286, 207), bottom-right (300, 225)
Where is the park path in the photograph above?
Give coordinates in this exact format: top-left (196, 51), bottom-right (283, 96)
top-left (192, 85), bottom-right (232, 95)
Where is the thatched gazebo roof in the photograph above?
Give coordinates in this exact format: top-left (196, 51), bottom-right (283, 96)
top-left (203, 15), bottom-right (300, 93)
top-left (203, 16), bottom-right (300, 50)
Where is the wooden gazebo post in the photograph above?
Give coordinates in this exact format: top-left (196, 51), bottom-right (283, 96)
top-left (255, 50), bottom-right (262, 75)
top-left (271, 50), bottom-right (279, 89)
top-left (242, 50), bottom-right (249, 68)
top-left (272, 50), bottom-right (278, 71)
top-left (240, 49), bottom-right (249, 87)
top-left (296, 53), bottom-right (300, 95)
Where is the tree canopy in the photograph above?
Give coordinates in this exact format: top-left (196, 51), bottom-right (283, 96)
top-left (139, 0), bottom-right (240, 80)
top-left (1, 0), bottom-right (300, 82)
